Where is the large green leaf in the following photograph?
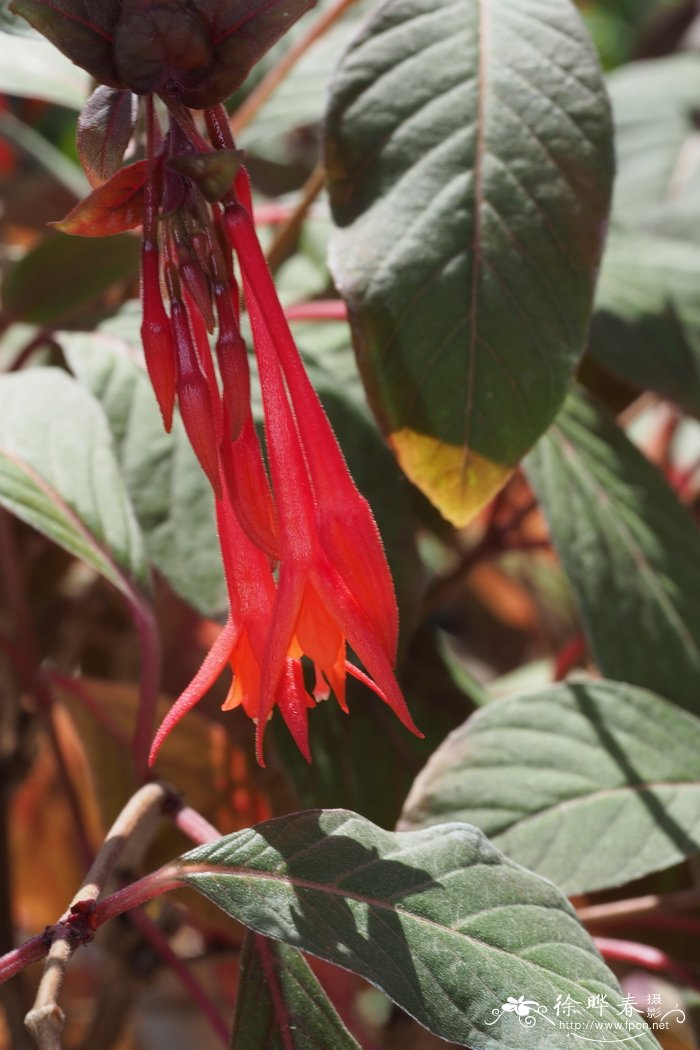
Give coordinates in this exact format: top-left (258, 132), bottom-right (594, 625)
top-left (400, 680), bottom-right (700, 895)
top-left (179, 809), bottom-right (660, 1049)
top-left (0, 368), bottom-right (148, 596)
top-left (231, 933), bottom-right (360, 1050)
top-left (0, 28), bottom-right (88, 106)
top-left (3, 233), bottom-right (138, 324)
top-left (325, 0), bottom-right (614, 527)
top-left (525, 390), bottom-right (700, 713)
top-left (608, 53), bottom-right (700, 238)
top-left (589, 229), bottom-right (700, 417)
top-left (60, 330), bottom-right (227, 618)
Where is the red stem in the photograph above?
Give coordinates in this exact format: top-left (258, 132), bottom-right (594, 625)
top-left (93, 866), bottom-right (184, 927)
top-left (0, 867), bottom-right (184, 987)
top-left (284, 300), bottom-right (348, 322)
top-left (594, 936), bottom-right (700, 994)
top-left (253, 203), bottom-right (298, 226)
top-left (0, 935), bottom-right (47, 984)
top-left (553, 634), bottom-right (587, 681)
top-left (172, 806), bottom-right (221, 846)
top-left (253, 934), bottom-right (295, 1050)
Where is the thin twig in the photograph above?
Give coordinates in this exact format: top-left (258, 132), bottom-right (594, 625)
top-left (25, 783), bottom-right (171, 1048)
top-left (229, 0), bottom-right (361, 136)
top-left (0, 796), bottom-right (225, 998)
top-left (578, 887), bottom-right (700, 926)
top-left (266, 164), bottom-right (326, 273)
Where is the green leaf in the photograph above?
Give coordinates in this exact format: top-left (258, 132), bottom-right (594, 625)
top-left (608, 53), bottom-right (700, 238)
top-left (0, 368), bottom-right (148, 596)
top-left (0, 28), bottom-right (89, 106)
top-left (179, 809), bottom-right (660, 1050)
top-left (525, 390), bottom-right (700, 713)
top-left (231, 933), bottom-right (360, 1050)
top-left (60, 329), bottom-right (227, 618)
top-left (3, 233), bottom-right (139, 324)
top-left (589, 229), bottom-right (700, 417)
top-left (400, 680), bottom-right (700, 895)
top-left (325, 0), bottom-right (614, 527)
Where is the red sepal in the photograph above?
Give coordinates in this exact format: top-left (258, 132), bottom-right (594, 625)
top-left (51, 160), bottom-right (146, 237)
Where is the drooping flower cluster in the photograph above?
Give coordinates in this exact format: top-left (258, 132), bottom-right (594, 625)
top-left (12, 0), bottom-right (421, 762)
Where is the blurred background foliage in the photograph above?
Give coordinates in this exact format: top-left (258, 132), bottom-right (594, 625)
top-left (0, 0), bottom-right (699, 1047)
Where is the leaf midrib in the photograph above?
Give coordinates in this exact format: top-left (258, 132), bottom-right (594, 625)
top-left (180, 860), bottom-right (602, 986)
top-left (0, 440), bottom-right (137, 601)
top-left (458, 777), bottom-right (700, 840)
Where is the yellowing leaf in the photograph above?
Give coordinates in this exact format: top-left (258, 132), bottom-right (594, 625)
top-left (389, 427), bottom-right (512, 527)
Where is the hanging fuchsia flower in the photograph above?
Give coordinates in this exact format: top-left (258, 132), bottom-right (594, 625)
top-left (13, 0), bottom-right (422, 763)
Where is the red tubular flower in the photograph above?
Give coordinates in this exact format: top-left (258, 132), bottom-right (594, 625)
top-left (222, 193), bottom-right (422, 764)
top-left (230, 170), bottom-right (400, 663)
top-left (218, 412), bottom-right (280, 563)
top-left (150, 498), bottom-right (313, 765)
top-left (147, 109), bottom-right (421, 766)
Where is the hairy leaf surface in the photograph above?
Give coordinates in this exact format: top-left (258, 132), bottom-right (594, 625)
top-left (0, 368), bottom-right (148, 595)
top-left (62, 330), bottom-right (227, 617)
top-left (590, 229), bottom-right (700, 417)
top-left (401, 680), bottom-right (700, 894)
top-left (179, 809), bottom-right (660, 1049)
top-left (231, 933), bottom-right (360, 1050)
top-left (326, 0), bottom-right (613, 525)
top-left (526, 390), bottom-right (700, 711)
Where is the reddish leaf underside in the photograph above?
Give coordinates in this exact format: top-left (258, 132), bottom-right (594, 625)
top-left (77, 85), bottom-right (137, 187)
top-left (51, 160), bottom-right (147, 236)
